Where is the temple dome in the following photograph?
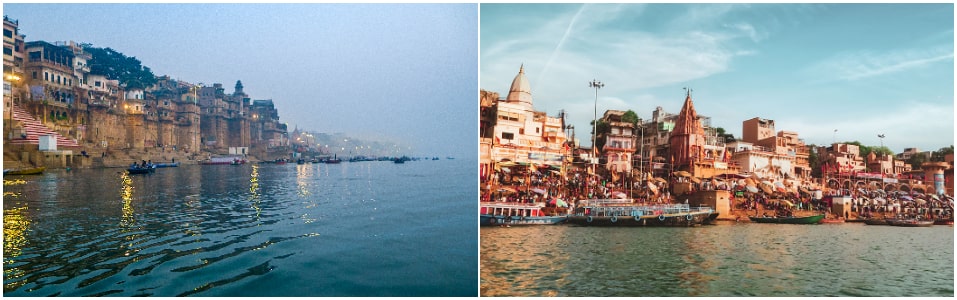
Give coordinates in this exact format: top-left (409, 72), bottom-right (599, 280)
top-left (506, 64), bottom-right (533, 106)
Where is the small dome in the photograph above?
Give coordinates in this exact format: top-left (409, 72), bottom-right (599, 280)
top-left (506, 64), bottom-right (532, 106)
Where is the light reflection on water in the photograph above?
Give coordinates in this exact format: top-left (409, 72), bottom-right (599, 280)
top-left (4, 160), bottom-right (477, 296)
top-left (481, 223), bottom-right (953, 297)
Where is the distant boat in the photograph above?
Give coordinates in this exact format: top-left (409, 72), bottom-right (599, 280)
top-left (325, 154), bottom-right (342, 164)
top-left (4, 166), bottom-right (45, 175)
top-left (127, 165), bottom-right (156, 175)
top-left (394, 156), bottom-right (410, 164)
top-left (154, 162), bottom-right (179, 168)
top-left (890, 218), bottom-right (935, 227)
top-left (748, 214), bottom-right (824, 224)
top-left (201, 156), bottom-right (246, 165)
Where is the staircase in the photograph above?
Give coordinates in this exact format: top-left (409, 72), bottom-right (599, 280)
top-left (7, 103), bottom-right (82, 148)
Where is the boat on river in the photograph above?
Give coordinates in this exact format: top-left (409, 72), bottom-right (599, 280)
top-left (127, 165), bottom-right (156, 174)
top-left (933, 218), bottom-right (953, 225)
top-left (480, 202), bottom-right (567, 226)
top-left (820, 218), bottom-right (845, 224)
top-left (154, 162), bottom-right (179, 168)
top-left (864, 218), bottom-right (889, 225)
top-left (4, 166), bottom-right (46, 175)
top-left (890, 219), bottom-right (935, 227)
top-left (567, 199), bottom-right (718, 227)
top-left (200, 156), bottom-right (246, 165)
top-left (748, 214), bottom-right (824, 224)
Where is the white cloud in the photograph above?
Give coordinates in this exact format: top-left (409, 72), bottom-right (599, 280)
top-left (806, 46), bottom-right (955, 82)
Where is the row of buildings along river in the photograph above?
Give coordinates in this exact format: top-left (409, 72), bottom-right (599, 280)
top-left (3, 15), bottom-right (298, 169)
top-left (479, 64), bottom-right (954, 220)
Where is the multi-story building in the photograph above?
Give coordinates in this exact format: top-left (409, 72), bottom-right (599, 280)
top-left (4, 15), bottom-right (26, 121)
top-left (598, 110), bottom-right (636, 174)
top-left (734, 117), bottom-right (812, 180)
top-left (249, 99), bottom-right (288, 148)
top-left (198, 80), bottom-right (251, 152)
top-left (666, 90), bottom-right (734, 179)
top-left (485, 65), bottom-right (569, 175)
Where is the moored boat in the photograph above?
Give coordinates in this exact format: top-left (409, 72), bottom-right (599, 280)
top-left (200, 156), bottom-right (246, 165)
top-left (4, 166), bottom-right (45, 175)
top-left (933, 219), bottom-right (954, 225)
top-left (567, 199), bottom-right (717, 227)
top-left (864, 218), bottom-right (889, 225)
top-left (480, 202), bottom-right (567, 226)
top-left (890, 219), bottom-right (935, 227)
top-left (820, 218), bottom-right (845, 224)
top-left (154, 162), bottom-right (179, 168)
top-left (748, 214), bottom-right (824, 224)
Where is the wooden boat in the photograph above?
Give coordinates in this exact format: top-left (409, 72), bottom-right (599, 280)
top-left (567, 199), bottom-right (717, 227)
top-left (127, 165), bottom-right (155, 174)
top-left (820, 218), bottom-right (845, 224)
top-left (891, 219), bottom-right (935, 227)
top-left (4, 166), bottom-right (45, 175)
top-left (933, 219), bottom-right (954, 225)
top-left (864, 218), bottom-right (889, 225)
top-left (201, 156), bottom-right (245, 165)
top-left (480, 202), bottom-right (567, 226)
top-left (325, 154), bottom-right (342, 164)
top-left (748, 214), bottom-right (824, 224)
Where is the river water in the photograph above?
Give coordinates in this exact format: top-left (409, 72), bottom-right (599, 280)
top-left (4, 159), bottom-right (477, 296)
top-left (481, 223), bottom-right (953, 297)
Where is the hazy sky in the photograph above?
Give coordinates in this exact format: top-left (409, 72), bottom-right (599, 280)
top-left (481, 4), bottom-right (954, 154)
top-left (4, 3), bottom-right (478, 158)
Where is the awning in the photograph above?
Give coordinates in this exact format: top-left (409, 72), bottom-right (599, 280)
top-left (674, 171), bottom-right (692, 178)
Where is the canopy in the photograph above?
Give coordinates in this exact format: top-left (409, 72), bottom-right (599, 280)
top-left (614, 192), bottom-right (627, 199)
top-left (915, 199), bottom-right (927, 205)
top-left (497, 187), bottom-right (517, 194)
top-left (900, 195), bottom-right (914, 201)
top-left (531, 188), bottom-right (547, 195)
top-left (673, 171), bottom-right (692, 178)
top-left (746, 186), bottom-right (760, 193)
top-left (689, 176), bottom-right (701, 184)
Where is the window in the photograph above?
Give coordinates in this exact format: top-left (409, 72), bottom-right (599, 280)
top-left (3, 46), bottom-right (11, 56)
top-left (519, 128), bottom-right (524, 135)
top-left (502, 132), bottom-right (514, 140)
top-left (32, 71), bottom-right (36, 79)
top-left (44, 72), bottom-right (48, 81)
top-left (3, 29), bottom-right (11, 38)
top-left (28, 51), bottom-right (40, 62)
top-left (94, 81), bottom-right (101, 87)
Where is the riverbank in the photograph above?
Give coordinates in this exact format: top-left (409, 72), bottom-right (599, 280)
top-left (2, 144), bottom-right (268, 170)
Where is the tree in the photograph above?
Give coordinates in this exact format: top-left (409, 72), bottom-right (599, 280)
top-left (622, 110), bottom-right (639, 126)
top-left (83, 45), bottom-right (157, 90)
top-left (907, 152), bottom-right (929, 170)
top-left (590, 119), bottom-right (609, 151)
top-left (931, 145), bottom-right (954, 162)
top-left (808, 144), bottom-right (822, 178)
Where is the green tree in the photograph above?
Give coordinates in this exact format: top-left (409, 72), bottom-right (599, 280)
top-left (931, 145), bottom-right (954, 162)
top-left (83, 45), bottom-right (157, 90)
top-left (907, 152), bottom-right (929, 170)
top-left (808, 144), bottom-right (821, 178)
top-left (622, 110), bottom-right (639, 126)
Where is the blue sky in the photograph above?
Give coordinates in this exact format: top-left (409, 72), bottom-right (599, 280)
top-left (481, 4), bottom-right (954, 154)
top-left (4, 3), bottom-right (478, 158)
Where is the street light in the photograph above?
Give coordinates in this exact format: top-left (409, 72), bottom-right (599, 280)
top-left (589, 79), bottom-right (604, 174)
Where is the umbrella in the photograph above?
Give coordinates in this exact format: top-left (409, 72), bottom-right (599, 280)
top-left (674, 171), bottom-right (692, 178)
top-left (746, 186), bottom-right (760, 193)
top-left (556, 198), bottom-right (568, 207)
top-left (614, 192), bottom-right (627, 199)
top-left (901, 195), bottom-right (914, 201)
top-left (497, 187), bottom-right (517, 193)
top-left (531, 188), bottom-right (547, 195)
top-left (916, 199), bottom-right (927, 205)
top-left (501, 167), bottom-right (511, 173)
top-left (930, 194), bottom-right (940, 200)
top-left (689, 176), bottom-right (701, 184)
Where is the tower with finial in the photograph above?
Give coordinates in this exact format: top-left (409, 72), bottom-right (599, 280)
top-left (669, 87), bottom-right (705, 173)
top-left (235, 80), bottom-right (244, 95)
